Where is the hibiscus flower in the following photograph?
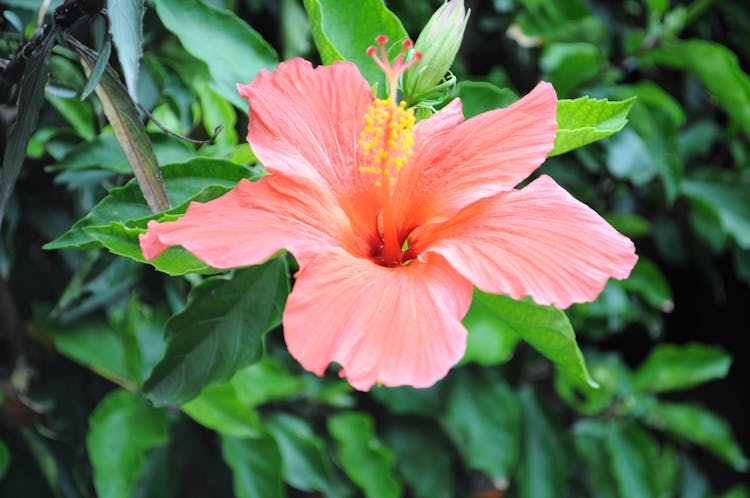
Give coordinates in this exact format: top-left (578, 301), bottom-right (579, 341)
top-left (140, 37), bottom-right (637, 391)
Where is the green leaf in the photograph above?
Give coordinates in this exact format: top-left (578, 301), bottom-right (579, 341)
top-left (461, 292), bottom-right (522, 366)
top-left (472, 290), bottom-right (597, 388)
top-left (153, 0), bottom-right (278, 110)
top-left (620, 258), bottom-right (673, 312)
top-left (442, 369), bottom-right (521, 481)
top-left (721, 486), bottom-right (750, 498)
top-left (0, 439), bottom-right (9, 479)
top-left (87, 390), bottom-right (169, 498)
top-left (67, 36), bottom-right (170, 213)
top-left (682, 175), bottom-right (750, 249)
top-left (642, 401), bottom-right (749, 471)
top-left (144, 258), bottom-right (289, 406)
top-left (382, 419), bottom-right (456, 498)
top-left (371, 383), bottom-right (443, 416)
top-left (303, 0), bottom-right (407, 88)
top-left (266, 413), bottom-right (348, 498)
top-left (230, 358), bottom-right (306, 407)
top-left (220, 435), bottom-right (285, 498)
top-left (550, 96), bottom-right (635, 156)
top-left (556, 353), bottom-right (629, 416)
top-left (632, 343), bottom-right (731, 393)
top-left (46, 94), bottom-right (95, 140)
top-left (678, 39), bottom-right (750, 137)
top-left (328, 412), bottom-right (401, 498)
top-left (45, 158), bottom-right (256, 250)
top-left (80, 36), bottom-right (112, 100)
top-left (181, 382), bottom-right (262, 437)
top-left (606, 422), bottom-right (659, 498)
top-left (540, 42), bottom-right (603, 97)
top-left (516, 388), bottom-right (570, 498)
top-left (108, 0), bottom-right (145, 100)
top-left (572, 421), bottom-right (619, 498)
top-left (454, 81), bottom-right (518, 119)
top-left (0, 25), bottom-right (57, 229)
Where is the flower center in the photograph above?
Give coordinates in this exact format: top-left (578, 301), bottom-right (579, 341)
top-left (359, 36), bottom-right (421, 267)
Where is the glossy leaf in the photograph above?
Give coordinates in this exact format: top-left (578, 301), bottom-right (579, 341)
top-left (0, 25), bottom-right (57, 229)
top-left (181, 382), bottom-right (262, 438)
top-left (153, 0), bottom-right (278, 110)
top-left (517, 388), bottom-right (570, 498)
top-left (144, 258), bottom-right (289, 406)
top-left (442, 369), bottom-right (521, 481)
top-left (108, 0), bottom-right (145, 100)
top-left (642, 401), bottom-right (749, 471)
top-left (328, 412), bottom-right (401, 498)
top-left (266, 413), bottom-right (348, 498)
top-left (220, 435), bottom-right (285, 498)
top-left (632, 343), bottom-right (731, 393)
top-left (68, 36), bottom-right (170, 213)
top-left (87, 390), bottom-right (169, 498)
top-left (471, 291), bottom-right (597, 388)
top-left (303, 0), bottom-right (407, 88)
top-left (550, 96), bottom-right (635, 156)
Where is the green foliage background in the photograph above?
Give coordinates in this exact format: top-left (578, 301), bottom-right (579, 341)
top-left (1, 0), bottom-right (749, 497)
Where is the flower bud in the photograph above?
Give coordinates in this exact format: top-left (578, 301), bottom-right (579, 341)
top-left (402, 0), bottom-right (469, 103)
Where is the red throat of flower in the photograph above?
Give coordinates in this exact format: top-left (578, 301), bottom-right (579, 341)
top-left (359, 36), bottom-right (422, 267)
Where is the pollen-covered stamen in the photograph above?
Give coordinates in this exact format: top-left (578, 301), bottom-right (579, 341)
top-left (358, 98), bottom-right (416, 266)
top-left (366, 35), bottom-right (423, 103)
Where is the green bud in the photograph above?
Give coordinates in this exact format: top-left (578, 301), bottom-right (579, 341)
top-left (402, 0), bottom-right (469, 103)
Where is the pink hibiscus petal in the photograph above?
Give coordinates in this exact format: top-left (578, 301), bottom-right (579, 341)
top-left (283, 247), bottom-right (473, 390)
top-left (396, 81), bottom-right (558, 228)
top-left (410, 175), bottom-right (638, 309)
top-left (139, 174), bottom-right (362, 269)
top-left (238, 58), bottom-right (375, 199)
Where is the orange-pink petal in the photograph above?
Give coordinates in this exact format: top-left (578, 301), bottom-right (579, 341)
top-left (410, 175), bottom-right (638, 309)
top-left (396, 82), bottom-right (558, 228)
top-left (282, 247), bottom-right (473, 390)
top-left (139, 174), bottom-right (361, 269)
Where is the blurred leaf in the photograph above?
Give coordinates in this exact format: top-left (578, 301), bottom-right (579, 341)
top-left (472, 291), bottom-right (597, 388)
top-left (281, 0), bottom-right (312, 59)
top-left (572, 421), bottom-right (618, 498)
top-left (517, 388), bottom-right (570, 498)
top-left (220, 435), bottom-right (285, 498)
top-left (87, 390), bottom-right (169, 498)
top-left (540, 42), bottom-right (603, 97)
top-left (0, 439), bottom-right (9, 479)
top-left (328, 412), bottom-right (401, 498)
top-left (383, 419), bottom-right (456, 498)
top-left (620, 258), bottom-right (673, 312)
top-left (721, 486), bottom-right (750, 498)
top-left (69, 37), bottom-right (170, 213)
top-left (19, 427), bottom-right (84, 498)
top-left (0, 25), bottom-right (57, 229)
top-left (153, 0), bottom-right (278, 110)
top-left (371, 384), bottom-right (443, 416)
top-left (45, 158), bottom-right (256, 250)
top-left (604, 212), bottom-right (652, 238)
top-left (144, 258), bottom-right (289, 406)
top-left (230, 358), bottom-right (306, 407)
top-left (266, 413), bottom-right (348, 498)
top-left (642, 401), bottom-right (749, 471)
top-left (46, 94), bottom-right (95, 141)
top-left (678, 39), bottom-right (750, 137)
top-left (108, 0), bottom-right (145, 99)
top-left (80, 36), bottom-right (112, 100)
top-left (454, 81), bottom-right (518, 119)
top-left (632, 343), bottom-right (731, 393)
top-left (605, 127), bottom-right (659, 185)
top-left (556, 353), bottom-right (629, 416)
top-left (195, 79), bottom-right (238, 154)
top-left (606, 422), bottom-right (659, 498)
top-left (181, 382), bottom-right (262, 437)
top-left (551, 96), bottom-right (635, 156)
top-left (303, 0), bottom-right (407, 89)
top-left (442, 369), bottom-right (521, 481)
top-left (682, 176), bottom-right (750, 249)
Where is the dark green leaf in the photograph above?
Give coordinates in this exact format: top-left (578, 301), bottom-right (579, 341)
top-left (153, 0), bottom-right (278, 110)
top-left (0, 26), bottom-right (57, 229)
top-left (540, 42), bottom-right (603, 97)
top-left (572, 421), bottom-right (618, 498)
top-left (682, 175), bottom-right (750, 249)
top-left (303, 0), bottom-right (407, 88)
top-left (181, 382), bottom-right (263, 437)
top-left (108, 0), bottom-right (145, 99)
top-left (144, 258), bottom-right (289, 406)
top-left (266, 413), bottom-right (348, 498)
top-left (221, 435), bottom-right (285, 498)
top-left (471, 291), bottom-right (597, 388)
top-left (0, 439), bottom-right (9, 479)
top-left (230, 358), bottom-right (306, 407)
top-left (620, 258), bottom-right (673, 312)
top-left (606, 422), bottom-right (659, 498)
top-left (551, 96), bottom-right (635, 156)
top-left (86, 390), bottom-right (169, 498)
top-left (371, 383), bottom-right (443, 416)
top-left (632, 343), bottom-right (731, 393)
top-left (642, 401), bottom-right (749, 471)
top-left (454, 81), bottom-right (518, 119)
top-left (68, 36), bottom-right (170, 213)
top-left (461, 292), bottom-right (521, 366)
top-left (328, 412), bottom-right (401, 498)
top-left (442, 369), bottom-right (521, 481)
top-left (80, 36), bottom-right (112, 100)
top-left (517, 388), bottom-right (571, 498)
